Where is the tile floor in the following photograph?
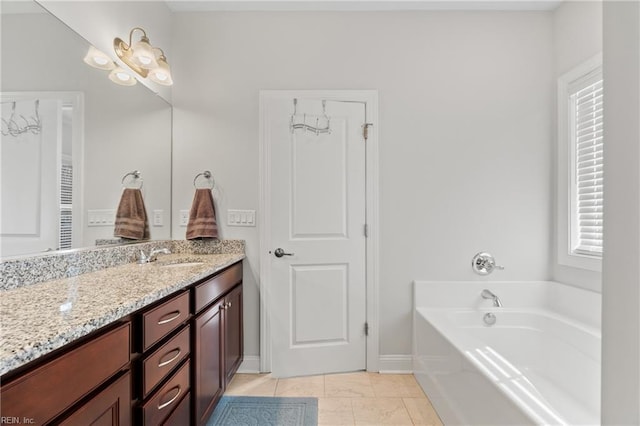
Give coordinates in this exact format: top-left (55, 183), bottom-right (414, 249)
top-left (224, 372), bottom-right (444, 426)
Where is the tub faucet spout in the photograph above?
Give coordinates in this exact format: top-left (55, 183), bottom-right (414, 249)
top-left (481, 289), bottom-right (502, 307)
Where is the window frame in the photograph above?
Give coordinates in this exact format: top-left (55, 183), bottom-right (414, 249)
top-left (557, 54), bottom-right (603, 272)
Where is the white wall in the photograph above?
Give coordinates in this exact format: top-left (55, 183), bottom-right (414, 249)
top-left (601, 2), bottom-right (640, 423)
top-left (553, 1), bottom-right (603, 77)
top-left (172, 11), bottom-right (554, 360)
top-left (552, 0), bottom-right (602, 292)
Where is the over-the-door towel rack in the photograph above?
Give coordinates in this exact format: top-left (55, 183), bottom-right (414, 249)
top-left (289, 98), bottom-right (331, 135)
top-left (1, 99), bottom-right (42, 137)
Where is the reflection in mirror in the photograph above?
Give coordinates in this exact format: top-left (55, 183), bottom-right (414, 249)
top-left (0, 1), bottom-right (172, 258)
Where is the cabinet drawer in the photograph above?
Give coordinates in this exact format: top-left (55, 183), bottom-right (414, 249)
top-left (142, 325), bottom-right (190, 398)
top-left (0, 323), bottom-right (130, 425)
top-left (142, 360), bottom-right (190, 426)
top-left (195, 262), bottom-right (242, 313)
top-left (142, 291), bottom-right (190, 351)
top-left (162, 391), bottom-right (190, 426)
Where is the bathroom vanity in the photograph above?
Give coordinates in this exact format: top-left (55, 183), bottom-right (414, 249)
top-left (0, 243), bottom-right (244, 426)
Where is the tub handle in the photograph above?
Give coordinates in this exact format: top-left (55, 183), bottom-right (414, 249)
top-left (472, 252), bottom-right (504, 275)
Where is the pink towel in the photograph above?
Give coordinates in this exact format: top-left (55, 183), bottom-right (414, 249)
top-left (186, 188), bottom-right (219, 239)
top-left (114, 188), bottom-right (149, 240)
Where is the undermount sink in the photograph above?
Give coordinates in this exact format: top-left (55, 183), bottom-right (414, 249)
top-left (159, 262), bottom-right (204, 268)
top-left (158, 261), bottom-right (204, 268)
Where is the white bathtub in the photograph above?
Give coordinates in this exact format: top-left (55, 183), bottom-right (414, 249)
top-left (413, 281), bottom-right (601, 426)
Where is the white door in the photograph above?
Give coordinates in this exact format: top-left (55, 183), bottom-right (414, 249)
top-left (1, 98), bottom-right (61, 257)
top-left (262, 92), bottom-right (368, 377)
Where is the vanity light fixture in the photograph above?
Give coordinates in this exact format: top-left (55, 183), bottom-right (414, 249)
top-left (83, 46), bottom-right (116, 71)
top-left (113, 27), bottom-right (173, 86)
top-left (108, 66), bottom-right (137, 86)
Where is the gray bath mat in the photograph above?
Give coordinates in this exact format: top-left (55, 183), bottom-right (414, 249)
top-left (206, 396), bottom-right (318, 426)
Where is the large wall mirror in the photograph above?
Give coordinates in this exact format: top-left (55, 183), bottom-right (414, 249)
top-left (0, 1), bottom-right (172, 258)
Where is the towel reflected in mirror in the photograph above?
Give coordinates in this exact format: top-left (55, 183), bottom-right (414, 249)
top-left (114, 188), bottom-right (149, 240)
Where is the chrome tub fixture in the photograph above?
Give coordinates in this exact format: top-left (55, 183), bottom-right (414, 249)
top-left (471, 252), bottom-right (504, 275)
top-left (483, 312), bottom-right (497, 326)
top-left (481, 289), bottom-right (503, 307)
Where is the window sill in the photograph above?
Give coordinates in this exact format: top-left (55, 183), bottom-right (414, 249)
top-left (558, 251), bottom-right (602, 272)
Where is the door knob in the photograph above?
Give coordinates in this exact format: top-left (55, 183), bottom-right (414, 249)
top-left (274, 248), bottom-right (294, 258)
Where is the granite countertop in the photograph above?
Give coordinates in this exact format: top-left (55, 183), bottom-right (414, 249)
top-left (0, 252), bottom-right (244, 376)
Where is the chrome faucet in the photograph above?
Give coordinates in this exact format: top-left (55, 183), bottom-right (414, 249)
top-left (481, 289), bottom-right (502, 307)
top-left (138, 247), bottom-right (171, 264)
top-left (472, 252), bottom-right (505, 275)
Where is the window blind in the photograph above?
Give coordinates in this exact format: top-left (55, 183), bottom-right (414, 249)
top-left (573, 77), bottom-right (603, 256)
top-left (59, 164), bottom-right (73, 250)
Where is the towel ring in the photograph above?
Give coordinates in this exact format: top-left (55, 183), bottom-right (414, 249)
top-left (121, 170), bottom-right (143, 189)
top-left (193, 170), bottom-right (214, 189)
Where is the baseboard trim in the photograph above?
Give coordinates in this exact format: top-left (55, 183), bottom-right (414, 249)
top-left (378, 355), bottom-right (413, 374)
top-left (238, 355), bottom-right (261, 373)
top-left (238, 355), bottom-right (411, 374)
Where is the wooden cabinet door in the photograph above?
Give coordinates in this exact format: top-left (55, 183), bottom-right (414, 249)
top-left (60, 371), bottom-right (131, 426)
top-left (193, 300), bottom-right (224, 426)
top-left (224, 285), bottom-right (243, 386)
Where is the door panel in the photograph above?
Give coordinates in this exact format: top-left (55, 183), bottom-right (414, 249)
top-left (292, 119), bottom-right (348, 239)
top-left (291, 264), bottom-right (348, 345)
top-left (224, 285), bottom-right (243, 384)
top-left (194, 301), bottom-right (222, 425)
top-left (263, 94), bottom-right (367, 377)
top-left (60, 372), bottom-right (131, 426)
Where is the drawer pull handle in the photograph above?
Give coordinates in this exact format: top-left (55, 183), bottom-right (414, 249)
top-left (158, 311), bottom-right (182, 325)
top-left (158, 386), bottom-right (182, 410)
top-left (158, 348), bottom-right (182, 368)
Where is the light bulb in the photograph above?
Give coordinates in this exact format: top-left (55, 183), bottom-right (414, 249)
top-left (108, 67), bottom-right (137, 86)
top-left (83, 46), bottom-right (115, 71)
top-left (149, 54), bottom-right (173, 86)
top-left (131, 36), bottom-right (159, 70)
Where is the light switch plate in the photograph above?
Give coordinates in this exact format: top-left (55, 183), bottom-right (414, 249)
top-left (153, 210), bottom-right (163, 226)
top-left (179, 210), bottom-right (189, 226)
top-left (228, 209), bottom-right (256, 227)
top-left (87, 209), bottom-right (115, 227)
